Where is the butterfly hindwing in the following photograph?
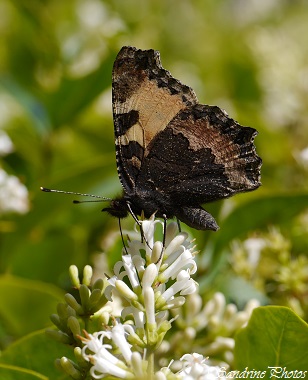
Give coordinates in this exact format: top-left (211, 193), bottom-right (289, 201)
top-left (137, 104), bottom-right (260, 204)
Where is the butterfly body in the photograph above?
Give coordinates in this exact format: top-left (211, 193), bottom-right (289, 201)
top-left (104, 46), bottom-right (262, 230)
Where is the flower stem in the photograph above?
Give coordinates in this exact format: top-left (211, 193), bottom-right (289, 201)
top-left (147, 351), bottom-right (155, 380)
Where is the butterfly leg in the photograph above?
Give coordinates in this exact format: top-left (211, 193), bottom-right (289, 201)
top-left (176, 217), bottom-right (182, 232)
top-left (162, 214), bottom-right (167, 249)
top-left (118, 218), bottom-right (129, 255)
top-left (126, 201), bottom-right (152, 250)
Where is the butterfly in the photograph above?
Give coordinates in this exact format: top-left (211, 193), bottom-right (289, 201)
top-left (101, 46), bottom-right (262, 231)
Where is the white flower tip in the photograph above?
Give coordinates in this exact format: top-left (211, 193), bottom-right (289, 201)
top-left (213, 292), bottom-right (226, 312)
top-left (151, 241), bottom-right (164, 264)
top-left (83, 265), bottom-right (93, 286)
top-left (143, 286), bottom-right (156, 325)
top-left (116, 280), bottom-right (138, 301)
top-left (165, 233), bottom-right (188, 257)
top-left (69, 265), bottom-right (80, 287)
top-left (142, 263), bottom-right (158, 288)
top-left (165, 221), bottom-right (178, 241)
top-left (245, 299), bottom-right (260, 314)
top-left (131, 352), bottom-right (144, 377)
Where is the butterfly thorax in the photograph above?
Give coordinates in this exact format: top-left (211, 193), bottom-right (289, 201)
top-left (102, 197), bottom-right (129, 219)
top-left (102, 190), bottom-right (175, 220)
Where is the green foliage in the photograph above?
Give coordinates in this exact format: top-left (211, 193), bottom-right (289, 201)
top-left (0, 330), bottom-right (73, 379)
top-left (0, 0), bottom-right (307, 377)
top-left (235, 306), bottom-right (308, 372)
top-left (0, 275), bottom-right (64, 338)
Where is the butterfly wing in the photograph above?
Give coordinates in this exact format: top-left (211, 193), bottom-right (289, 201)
top-left (112, 46), bottom-right (261, 230)
top-left (136, 103), bottom-right (261, 205)
top-left (112, 46), bottom-right (198, 194)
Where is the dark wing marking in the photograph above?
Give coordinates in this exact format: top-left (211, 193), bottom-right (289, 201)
top-left (136, 104), bottom-right (261, 205)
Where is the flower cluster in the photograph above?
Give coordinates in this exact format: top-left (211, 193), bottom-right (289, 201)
top-left (49, 216), bottom-right (259, 379)
top-left (247, 9), bottom-right (308, 130)
top-left (0, 114), bottom-right (29, 215)
top-left (230, 228), bottom-right (308, 319)
top-left (166, 292), bottom-right (259, 367)
top-left (81, 326), bottom-right (145, 379)
top-left (106, 215), bottom-right (198, 347)
top-left (0, 168), bottom-right (29, 215)
top-left (81, 330), bottom-right (226, 380)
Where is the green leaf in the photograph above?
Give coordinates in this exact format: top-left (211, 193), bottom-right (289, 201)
top-left (215, 275), bottom-right (269, 308)
top-left (0, 364), bottom-right (48, 380)
top-left (0, 329), bottom-right (72, 379)
top-left (215, 194), bottom-right (308, 254)
top-left (0, 275), bottom-right (64, 338)
top-left (234, 306), bottom-right (308, 372)
top-left (44, 52), bottom-right (115, 127)
top-left (204, 193), bottom-right (308, 279)
top-left (0, 77), bottom-right (52, 137)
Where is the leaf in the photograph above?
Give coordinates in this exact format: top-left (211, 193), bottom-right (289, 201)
top-left (204, 193), bottom-right (308, 278)
top-left (0, 364), bottom-right (48, 380)
top-left (214, 275), bottom-right (269, 308)
top-left (0, 77), bottom-right (52, 137)
top-left (0, 275), bottom-right (64, 338)
top-left (0, 329), bottom-right (73, 380)
top-left (215, 194), bottom-right (308, 254)
top-left (44, 52), bottom-right (115, 127)
top-left (234, 306), bottom-right (308, 372)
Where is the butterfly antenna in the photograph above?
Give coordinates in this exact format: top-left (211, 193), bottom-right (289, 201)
top-left (40, 187), bottom-right (112, 202)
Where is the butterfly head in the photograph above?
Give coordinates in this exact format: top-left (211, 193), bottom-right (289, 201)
top-left (102, 196), bottom-right (129, 219)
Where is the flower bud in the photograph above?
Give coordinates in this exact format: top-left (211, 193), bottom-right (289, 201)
top-left (93, 278), bottom-right (105, 291)
top-left (46, 329), bottom-right (72, 344)
top-left (60, 356), bottom-right (83, 379)
top-left (142, 263), bottom-right (158, 288)
top-left (144, 286), bottom-right (156, 325)
top-left (79, 284), bottom-right (90, 309)
top-left (165, 221), bottom-right (178, 246)
top-left (69, 265), bottom-right (80, 288)
top-left (165, 233), bottom-right (188, 257)
top-left (67, 316), bottom-right (81, 337)
top-left (82, 265), bottom-right (93, 286)
top-left (151, 241), bottom-right (163, 264)
top-left (64, 294), bottom-right (83, 314)
top-left (116, 280), bottom-right (138, 301)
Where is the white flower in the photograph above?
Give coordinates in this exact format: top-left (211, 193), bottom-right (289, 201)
top-left (168, 292), bottom-right (260, 365)
top-left (111, 324), bottom-right (133, 363)
top-left (178, 353), bottom-right (226, 380)
top-left (143, 286), bottom-right (156, 325)
top-left (114, 254), bottom-right (142, 291)
top-left (121, 306), bottom-right (145, 329)
top-left (159, 245), bottom-right (197, 283)
top-left (243, 238), bottom-right (266, 269)
top-left (142, 263), bottom-right (158, 288)
top-left (81, 324), bottom-right (142, 379)
top-left (108, 216), bottom-right (198, 328)
top-left (0, 169), bottom-right (29, 214)
top-left (141, 213), bottom-right (163, 252)
top-left (161, 271), bottom-right (198, 302)
top-left (0, 130), bottom-right (14, 156)
top-left (294, 147), bottom-right (308, 169)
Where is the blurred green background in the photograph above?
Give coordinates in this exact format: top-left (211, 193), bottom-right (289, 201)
top-left (0, 0), bottom-right (308, 354)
